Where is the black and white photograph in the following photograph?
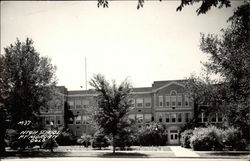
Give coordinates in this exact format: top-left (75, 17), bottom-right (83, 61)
top-left (0, 0), bottom-right (249, 161)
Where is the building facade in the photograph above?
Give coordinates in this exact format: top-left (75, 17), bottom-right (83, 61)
top-left (40, 79), bottom-right (224, 145)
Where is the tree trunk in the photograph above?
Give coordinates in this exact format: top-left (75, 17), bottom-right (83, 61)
top-left (112, 135), bottom-right (116, 154)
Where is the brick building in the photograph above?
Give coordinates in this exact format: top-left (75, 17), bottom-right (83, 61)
top-left (40, 79), bottom-right (224, 145)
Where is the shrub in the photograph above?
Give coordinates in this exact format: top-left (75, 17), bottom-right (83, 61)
top-left (180, 129), bottom-right (193, 148)
top-left (92, 131), bottom-right (110, 149)
top-left (41, 138), bottom-right (58, 150)
top-left (190, 126), bottom-right (223, 151)
top-left (115, 128), bottom-right (136, 149)
top-left (5, 129), bottom-right (30, 150)
top-left (137, 123), bottom-right (168, 146)
top-left (76, 134), bottom-right (92, 147)
top-left (56, 128), bottom-right (77, 145)
top-left (223, 127), bottom-right (247, 151)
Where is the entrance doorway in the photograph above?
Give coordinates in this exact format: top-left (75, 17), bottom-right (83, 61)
top-left (169, 130), bottom-right (179, 145)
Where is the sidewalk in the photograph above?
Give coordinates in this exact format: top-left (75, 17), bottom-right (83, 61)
top-left (170, 146), bottom-right (200, 157)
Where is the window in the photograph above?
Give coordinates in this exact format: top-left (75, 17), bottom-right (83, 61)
top-left (45, 117), bottom-right (50, 125)
top-left (171, 96), bottom-right (176, 107)
top-left (82, 99), bottom-right (89, 108)
top-left (75, 98), bottom-right (82, 109)
top-left (185, 113), bottom-right (190, 122)
top-left (217, 113), bottom-right (223, 122)
top-left (50, 116), bottom-right (55, 124)
top-left (82, 115), bottom-right (89, 124)
top-left (136, 114), bottom-right (143, 123)
top-left (136, 98), bottom-right (143, 107)
top-left (165, 96), bottom-right (170, 107)
top-left (203, 114), bottom-right (208, 122)
top-left (165, 113), bottom-right (170, 122)
top-left (145, 97), bottom-right (151, 107)
top-left (68, 100), bottom-right (74, 109)
top-left (68, 117), bottom-right (74, 124)
top-left (185, 95), bottom-right (189, 106)
top-left (144, 114), bottom-right (152, 123)
top-left (159, 96), bottom-right (163, 107)
top-left (157, 113), bottom-right (163, 122)
top-left (75, 115), bottom-right (81, 124)
top-left (211, 114), bottom-right (216, 122)
top-left (128, 114), bottom-right (135, 120)
top-left (198, 113), bottom-right (202, 122)
top-left (177, 95), bottom-right (182, 106)
top-left (56, 116), bottom-right (61, 125)
top-left (178, 113), bottom-right (182, 122)
top-left (171, 113), bottom-right (177, 122)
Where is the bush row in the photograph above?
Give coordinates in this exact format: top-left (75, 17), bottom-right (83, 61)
top-left (180, 126), bottom-right (247, 151)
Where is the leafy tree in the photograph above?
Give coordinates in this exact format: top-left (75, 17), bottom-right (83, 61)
top-left (89, 74), bottom-right (133, 153)
top-left (200, 2), bottom-right (250, 140)
top-left (0, 38), bottom-right (57, 153)
top-left (185, 2), bottom-right (250, 140)
top-left (92, 130), bottom-right (110, 149)
top-left (184, 74), bottom-right (229, 128)
top-left (97, 0), bottom-right (231, 15)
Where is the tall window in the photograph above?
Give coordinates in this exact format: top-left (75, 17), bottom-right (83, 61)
top-left (82, 115), bottom-right (89, 124)
top-left (75, 115), bottom-right (81, 124)
top-left (177, 95), bottom-right (182, 106)
top-left (75, 98), bottom-right (82, 109)
top-left (170, 91), bottom-right (177, 107)
top-left (165, 113), bottom-right (170, 122)
top-left (159, 96), bottom-right (163, 107)
top-left (136, 98), bottom-right (143, 107)
top-left (165, 96), bottom-right (170, 107)
top-left (171, 96), bottom-right (176, 107)
top-left (185, 113), bottom-right (190, 122)
top-left (211, 114), bottom-right (216, 122)
top-left (68, 100), bottom-right (74, 109)
top-left (136, 114), bottom-right (143, 123)
top-left (185, 95), bottom-right (189, 106)
top-left (157, 112), bottom-right (163, 122)
top-left (56, 116), bottom-right (61, 125)
top-left (45, 117), bottom-right (50, 125)
top-left (145, 97), bottom-right (151, 107)
top-left (171, 113), bottom-right (177, 122)
top-left (144, 114), bottom-right (152, 123)
top-left (50, 116), bottom-right (55, 124)
top-left (217, 113), bottom-right (223, 122)
top-left (82, 99), bottom-right (89, 108)
top-left (128, 114), bottom-right (135, 120)
top-left (178, 113), bottom-right (182, 122)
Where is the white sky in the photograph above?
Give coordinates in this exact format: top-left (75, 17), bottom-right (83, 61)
top-left (0, 1), bottom-right (242, 90)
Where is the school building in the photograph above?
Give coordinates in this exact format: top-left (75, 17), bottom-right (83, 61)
top-left (40, 79), bottom-right (224, 145)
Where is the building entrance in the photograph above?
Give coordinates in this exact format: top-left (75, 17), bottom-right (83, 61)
top-left (169, 129), bottom-right (179, 145)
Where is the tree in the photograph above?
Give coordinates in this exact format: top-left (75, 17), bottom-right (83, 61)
top-left (0, 38), bottom-right (57, 153)
top-left (97, 0), bottom-right (231, 15)
top-left (184, 74), bottom-right (229, 128)
top-left (198, 2), bottom-right (250, 140)
top-left (89, 74), bottom-right (133, 153)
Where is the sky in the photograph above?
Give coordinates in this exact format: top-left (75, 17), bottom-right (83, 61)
top-left (0, 1), bottom-right (242, 90)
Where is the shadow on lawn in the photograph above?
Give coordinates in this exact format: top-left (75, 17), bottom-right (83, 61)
top-left (99, 152), bottom-right (149, 158)
top-left (2, 151), bottom-right (69, 158)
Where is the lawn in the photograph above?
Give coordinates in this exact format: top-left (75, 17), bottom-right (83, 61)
top-left (54, 145), bottom-right (172, 152)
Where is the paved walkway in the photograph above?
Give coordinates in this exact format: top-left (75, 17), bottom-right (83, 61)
top-left (170, 146), bottom-right (200, 157)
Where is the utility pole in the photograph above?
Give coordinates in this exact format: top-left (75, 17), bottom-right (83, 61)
top-left (85, 57), bottom-right (87, 90)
